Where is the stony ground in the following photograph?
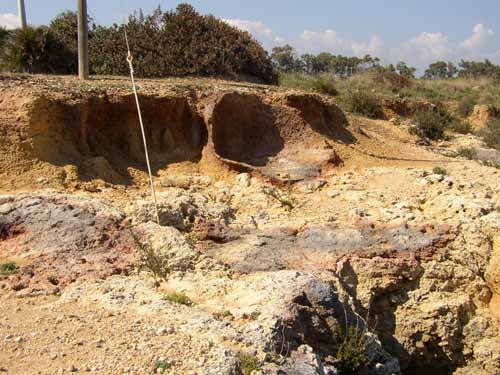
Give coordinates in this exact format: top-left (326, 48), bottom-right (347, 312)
top-left (0, 75), bottom-right (499, 375)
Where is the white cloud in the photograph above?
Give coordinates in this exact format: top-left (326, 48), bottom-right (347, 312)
top-left (352, 35), bottom-right (383, 56)
top-left (393, 32), bottom-right (452, 66)
top-left (223, 19), bottom-right (284, 50)
top-left (390, 24), bottom-right (498, 72)
top-left (223, 18), bottom-right (499, 74)
top-left (298, 30), bottom-right (383, 57)
top-left (460, 24), bottom-right (494, 51)
top-left (0, 13), bottom-right (20, 30)
top-left (224, 19), bottom-right (383, 58)
top-left (411, 32), bottom-right (451, 59)
top-left (299, 29), bottom-right (350, 52)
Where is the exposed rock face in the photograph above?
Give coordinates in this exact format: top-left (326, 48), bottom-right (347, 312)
top-left (203, 92), bottom-right (346, 181)
top-left (0, 193), bottom-right (138, 292)
top-left (26, 94), bottom-right (207, 181)
top-left (469, 105), bottom-right (492, 131)
top-left (124, 188), bottom-right (235, 231)
top-left (382, 98), bottom-right (435, 119)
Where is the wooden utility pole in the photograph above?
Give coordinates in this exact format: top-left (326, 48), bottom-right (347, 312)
top-left (18, 0), bottom-right (27, 29)
top-left (77, 0), bottom-right (89, 80)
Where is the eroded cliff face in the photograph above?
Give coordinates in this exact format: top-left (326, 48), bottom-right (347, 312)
top-left (0, 75), bottom-right (499, 375)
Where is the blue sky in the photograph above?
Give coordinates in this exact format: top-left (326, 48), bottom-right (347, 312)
top-left (1, 0), bottom-right (499, 70)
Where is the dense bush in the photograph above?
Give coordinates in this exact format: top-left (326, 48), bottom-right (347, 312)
top-left (449, 118), bottom-right (473, 134)
top-left (0, 27), bottom-right (9, 49)
top-left (92, 5), bottom-right (276, 82)
top-left (49, 11), bottom-right (80, 74)
top-left (1, 26), bottom-right (74, 74)
top-left (1, 5), bottom-right (276, 83)
top-left (458, 96), bottom-right (476, 117)
top-left (371, 69), bottom-right (412, 90)
top-left (480, 118), bottom-right (500, 149)
top-left (311, 74), bottom-right (338, 96)
top-left (345, 91), bottom-right (384, 119)
top-left (410, 108), bottom-right (450, 140)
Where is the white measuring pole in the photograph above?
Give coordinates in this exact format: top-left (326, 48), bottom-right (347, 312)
top-left (124, 30), bottom-right (161, 225)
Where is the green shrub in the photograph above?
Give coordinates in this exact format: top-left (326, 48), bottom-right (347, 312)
top-left (88, 5), bottom-right (276, 82)
top-left (456, 147), bottom-right (478, 160)
top-left (488, 104), bottom-right (500, 118)
top-left (163, 292), bottom-right (192, 305)
top-left (336, 326), bottom-right (369, 373)
top-left (480, 118), bottom-right (500, 150)
top-left (449, 118), bottom-right (473, 134)
top-left (1, 26), bottom-right (74, 74)
top-left (153, 360), bottom-right (172, 373)
top-left (0, 27), bottom-right (10, 50)
top-left (131, 231), bottom-right (172, 283)
top-left (279, 73), bottom-right (337, 96)
top-left (371, 69), bottom-right (412, 90)
top-left (311, 75), bottom-right (338, 96)
top-left (482, 160), bottom-right (500, 169)
top-left (48, 11), bottom-right (80, 74)
top-left (2, 5), bottom-right (277, 83)
top-left (345, 90), bottom-right (384, 119)
top-left (410, 109), bottom-right (449, 140)
top-left (432, 166), bottom-right (448, 175)
top-left (458, 96), bottom-right (476, 117)
top-left (238, 353), bottom-right (259, 375)
top-left (0, 261), bottom-right (19, 274)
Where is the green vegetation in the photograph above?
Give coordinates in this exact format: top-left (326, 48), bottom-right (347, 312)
top-left (424, 61), bottom-right (458, 80)
top-left (456, 147), bottom-right (478, 160)
top-left (482, 160), bottom-right (500, 169)
top-left (262, 187), bottom-right (296, 210)
top-left (238, 353), bottom-right (259, 375)
top-left (0, 261), bottom-right (19, 275)
top-left (163, 292), bottom-right (192, 306)
top-left (213, 310), bottom-right (233, 320)
top-left (131, 231), bottom-right (172, 284)
top-left (410, 109), bottom-right (450, 140)
top-left (336, 326), bottom-right (369, 374)
top-left (344, 90), bottom-right (384, 119)
top-left (0, 26), bottom-right (74, 73)
top-left (0, 26), bottom-right (10, 50)
top-left (153, 360), bottom-right (172, 373)
top-left (458, 96), bottom-right (476, 117)
top-left (279, 73), bottom-right (337, 96)
top-left (449, 118), bottom-right (473, 134)
top-left (480, 118), bottom-right (500, 150)
top-left (0, 4), bottom-right (276, 83)
top-left (432, 167), bottom-right (448, 176)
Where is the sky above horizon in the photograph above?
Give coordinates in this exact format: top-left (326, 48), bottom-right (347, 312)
top-left (1, 0), bottom-right (500, 72)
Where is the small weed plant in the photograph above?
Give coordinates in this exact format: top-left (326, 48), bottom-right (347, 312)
top-left (432, 166), bottom-right (448, 176)
top-left (0, 261), bottom-right (18, 275)
top-left (153, 360), bottom-right (172, 373)
top-left (336, 326), bottom-right (369, 374)
top-left (131, 231), bottom-right (171, 284)
top-left (163, 292), bottom-right (192, 306)
top-left (262, 186), bottom-right (296, 210)
top-left (456, 147), bottom-right (478, 160)
top-left (480, 118), bottom-right (500, 150)
top-left (238, 353), bottom-right (259, 375)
